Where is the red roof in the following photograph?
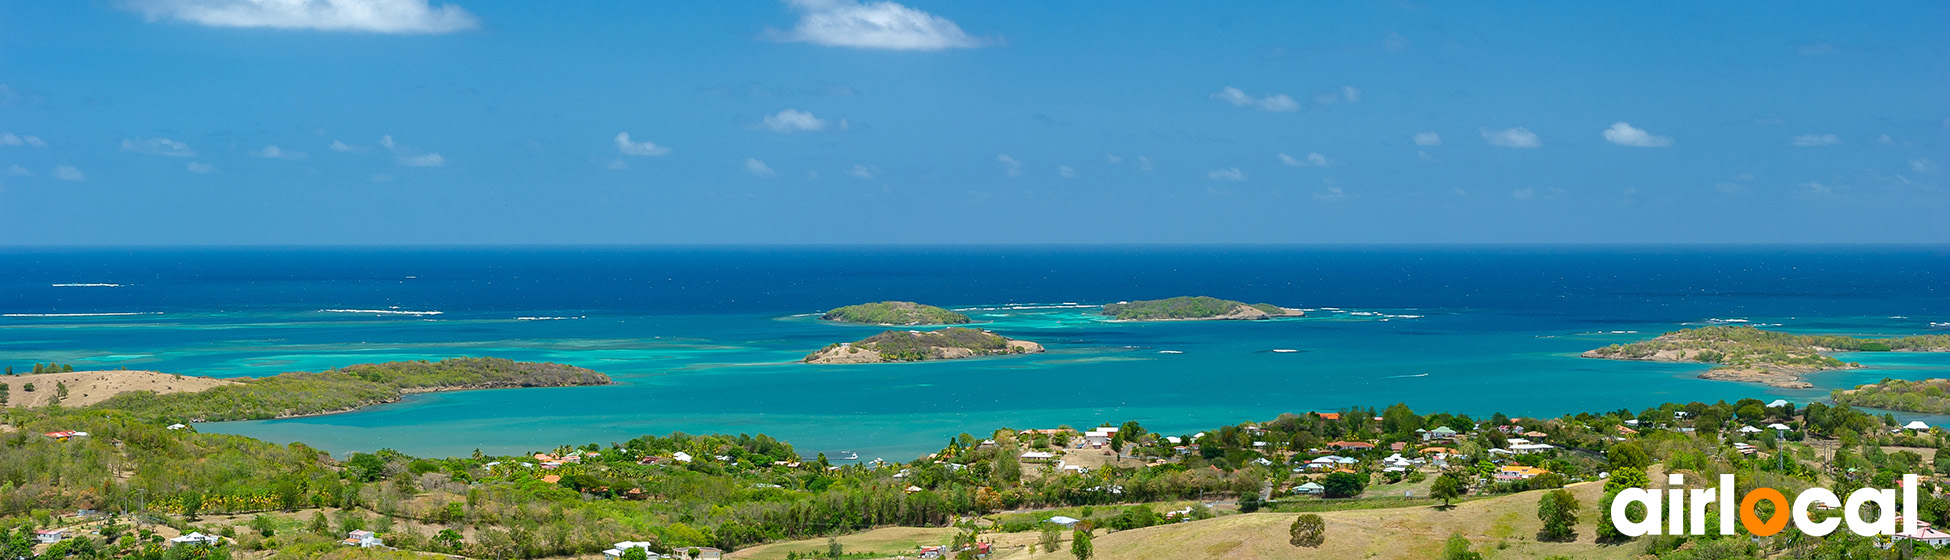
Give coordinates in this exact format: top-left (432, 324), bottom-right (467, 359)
top-left (1316, 413), bottom-right (1342, 420)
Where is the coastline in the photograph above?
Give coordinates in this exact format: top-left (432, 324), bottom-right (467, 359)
top-left (204, 381), bottom-right (616, 423)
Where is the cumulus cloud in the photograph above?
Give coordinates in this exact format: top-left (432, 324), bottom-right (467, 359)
top-left (186, 161), bottom-right (216, 173)
top-left (1104, 154), bottom-right (1123, 164)
top-left (329, 140), bottom-right (361, 152)
top-left (378, 135), bottom-right (397, 149)
top-left (397, 153), bottom-right (445, 167)
top-left (1314, 186), bottom-right (1347, 201)
top-left (1481, 127), bottom-right (1541, 148)
top-left (1278, 152), bottom-right (1333, 167)
top-left (1602, 122), bottom-right (1673, 147)
top-left (7, 164), bottom-right (32, 176)
top-left (1056, 165), bottom-right (1076, 178)
top-left (847, 164), bottom-right (877, 179)
top-left (1790, 133), bottom-right (1841, 147)
top-left (1, 132), bottom-right (47, 147)
top-left (995, 154), bottom-right (1021, 177)
top-left (1412, 132), bottom-right (1441, 146)
top-left (1211, 87), bottom-right (1298, 112)
top-left (1341, 86), bottom-right (1362, 103)
top-left (123, 0), bottom-right (478, 34)
top-left (771, 0), bottom-right (985, 50)
top-left (761, 109), bottom-right (830, 133)
top-left (251, 144), bottom-right (307, 159)
top-left (1137, 156), bottom-right (1154, 173)
top-left (1206, 168), bottom-right (1247, 181)
top-left (53, 165), bottom-right (86, 181)
top-left (1510, 188), bottom-right (1535, 200)
top-left (1913, 158), bottom-right (1939, 173)
top-left (613, 132), bottom-right (671, 156)
top-left (745, 158), bottom-right (777, 177)
top-left (121, 137), bottom-right (196, 156)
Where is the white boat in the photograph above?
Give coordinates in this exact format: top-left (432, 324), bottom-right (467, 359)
top-left (1272, 349), bottom-right (1299, 353)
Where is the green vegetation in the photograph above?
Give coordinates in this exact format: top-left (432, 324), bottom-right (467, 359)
top-left (1534, 489), bottom-right (1579, 541)
top-left (805, 328), bottom-right (1035, 362)
top-left (28, 363), bottom-right (75, 374)
top-left (821, 302), bottom-right (971, 326)
top-left (1587, 326), bottom-right (1949, 371)
top-left (1289, 514), bottom-right (1325, 547)
top-left (88, 357), bottom-right (609, 423)
top-left (1101, 296), bottom-right (1292, 320)
top-left (1833, 377), bottom-right (1950, 414)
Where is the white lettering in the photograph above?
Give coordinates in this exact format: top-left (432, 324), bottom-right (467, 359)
top-left (1794, 488), bottom-right (1842, 537)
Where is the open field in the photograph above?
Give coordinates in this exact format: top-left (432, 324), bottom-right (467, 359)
top-left (0, 370), bottom-right (234, 408)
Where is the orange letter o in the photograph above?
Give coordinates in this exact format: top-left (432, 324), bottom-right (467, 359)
top-left (1740, 488), bottom-right (1790, 536)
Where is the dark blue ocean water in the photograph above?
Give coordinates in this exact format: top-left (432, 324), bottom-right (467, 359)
top-left (2, 246), bottom-right (1946, 459)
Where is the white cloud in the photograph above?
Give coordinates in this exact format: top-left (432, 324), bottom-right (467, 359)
top-left (745, 158), bottom-right (777, 177)
top-left (1912, 158), bottom-right (1938, 173)
top-left (773, 0), bottom-right (985, 50)
top-left (397, 153), bottom-right (445, 167)
top-left (1790, 133), bottom-right (1841, 147)
top-left (1481, 127), bottom-right (1541, 148)
top-left (761, 109), bottom-right (829, 133)
top-left (1137, 156), bottom-right (1153, 172)
top-left (847, 164), bottom-right (877, 179)
top-left (1876, 134), bottom-right (1894, 145)
top-left (1412, 132), bottom-right (1441, 146)
top-left (53, 165), bottom-right (86, 181)
top-left (1341, 86), bottom-right (1362, 103)
top-left (1278, 152), bottom-right (1333, 167)
top-left (6, 164), bottom-right (32, 176)
top-left (1206, 168), bottom-right (1247, 181)
top-left (1211, 87), bottom-right (1298, 112)
top-left (186, 161), bottom-right (216, 173)
top-left (995, 154), bottom-right (1021, 177)
top-left (330, 140), bottom-right (360, 152)
top-left (1602, 122), bottom-right (1673, 147)
top-left (0, 132), bottom-right (40, 147)
top-left (378, 135), bottom-right (396, 149)
top-left (124, 0), bottom-right (478, 34)
top-left (1104, 154), bottom-right (1123, 164)
top-left (613, 132), bottom-right (671, 156)
top-left (605, 159), bottom-right (628, 170)
top-left (1314, 186), bottom-right (1347, 201)
top-left (121, 137), bottom-right (196, 156)
top-left (1510, 188), bottom-right (1535, 200)
top-left (1056, 165), bottom-right (1076, 178)
top-left (1798, 181), bottom-right (1834, 197)
top-left (24, 135), bottom-right (47, 147)
top-left (251, 144), bottom-right (307, 159)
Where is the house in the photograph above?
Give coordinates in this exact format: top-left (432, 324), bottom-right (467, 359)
top-left (672, 451), bottom-right (693, 463)
top-left (1083, 427), bottom-right (1120, 447)
top-left (1494, 466), bottom-right (1549, 481)
top-left (1019, 450), bottom-right (1056, 462)
top-left (1508, 443), bottom-right (1556, 454)
top-left (682, 547), bottom-right (723, 560)
top-left (1422, 426), bottom-right (1459, 441)
top-left (1738, 425), bottom-right (1763, 434)
top-left (341, 530), bottom-right (384, 548)
top-left (34, 529), bottom-right (66, 544)
top-left (1616, 426), bottom-right (1638, 435)
top-left (170, 533), bottom-right (222, 547)
top-left (1767, 399), bottom-right (1792, 408)
top-left (1768, 423), bottom-right (1793, 431)
top-left (1315, 412), bottom-right (1342, 420)
top-left (1889, 517), bottom-right (1950, 548)
top-left (1906, 421), bottom-right (1931, 431)
top-left (919, 546), bottom-right (946, 559)
top-left (1047, 515), bottom-right (1081, 528)
top-left (1326, 441), bottom-right (1374, 451)
top-left (540, 474), bottom-right (562, 484)
top-left (1390, 442), bottom-right (1408, 452)
top-left (602, 541), bottom-right (661, 559)
top-left (1293, 482), bottom-right (1325, 495)
top-left (166, 423), bottom-right (188, 430)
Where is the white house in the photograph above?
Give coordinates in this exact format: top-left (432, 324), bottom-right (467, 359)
top-left (342, 530), bottom-right (383, 548)
top-left (1906, 421), bottom-right (1931, 431)
top-left (1508, 443), bottom-right (1556, 454)
top-left (1293, 482), bottom-right (1325, 495)
top-left (1048, 516), bottom-right (1081, 528)
top-left (1738, 425), bottom-right (1763, 434)
top-left (1020, 450), bottom-right (1055, 462)
top-left (1767, 423), bottom-right (1793, 431)
top-left (170, 533), bottom-right (222, 547)
top-left (1083, 427), bottom-right (1120, 447)
top-left (34, 529), bottom-right (66, 544)
top-left (1422, 426), bottom-right (1459, 441)
top-left (1767, 399), bottom-right (1791, 408)
top-left (602, 541), bottom-right (661, 559)
top-left (672, 451), bottom-right (693, 463)
top-left (166, 423), bottom-right (188, 430)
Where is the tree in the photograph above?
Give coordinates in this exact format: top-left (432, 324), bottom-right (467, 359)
top-left (1289, 514), bottom-right (1325, 547)
top-left (249, 514), bottom-right (277, 537)
top-left (1441, 533), bottom-right (1482, 560)
top-left (827, 537), bottom-right (842, 559)
top-left (621, 548), bottom-right (648, 560)
top-left (435, 529), bottom-right (463, 551)
top-left (1606, 442), bottom-right (1650, 471)
top-left (1039, 525), bottom-right (1061, 553)
top-left (1605, 466), bottom-right (1649, 494)
top-left (1070, 530), bottom-right (1092, 560)
top-left (308, 512), bottom-right (330, 535)
top-left (22, 383), bottom-right (33, 392)
top-left (1238, 493), bottom-right (1261, 513)
top-left (1322, 471), bottom-right (1366, 499)
top-left (1536, 489), bottom-right (1581, 541)
top-left (1596, 490), bottom-right (1635, 543)
top-left (1430, 472), bottom-right (1466, 508)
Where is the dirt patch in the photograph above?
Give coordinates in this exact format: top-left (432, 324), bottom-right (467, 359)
top-left (0, 370), bottom-right (237, 408)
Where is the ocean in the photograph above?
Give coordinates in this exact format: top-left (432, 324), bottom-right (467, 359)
top-left (2, 245), bottom-right (1947, 460)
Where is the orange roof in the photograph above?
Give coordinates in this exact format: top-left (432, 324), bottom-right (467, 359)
top-left (1498, 466), bottom-right (1548, 476)
top-left (540, 475), bottom-right (561, 484)
top-left (1327, 441), bottom-right (1374, 449)
top-left (1316, 413), bottom-right (1342, 420)
top-left (1419, 447), bottom-right (1455, 454)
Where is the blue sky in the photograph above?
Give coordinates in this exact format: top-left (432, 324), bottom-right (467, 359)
top-left (0, 1), bottom-right (1944, 245)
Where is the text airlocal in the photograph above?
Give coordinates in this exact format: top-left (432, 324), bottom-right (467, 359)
top-left (1612, 474), bottom-right (1920, 537)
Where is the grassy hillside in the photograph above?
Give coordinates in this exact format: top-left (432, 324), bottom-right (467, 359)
top-left (88, 357), bottom-right (610, 423)
top-left (822, 301), bottom-right (972, 325)
top-left (1834, 377), bottom-right (1950, 414)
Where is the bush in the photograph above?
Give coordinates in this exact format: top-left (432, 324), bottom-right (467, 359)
top-left (1289, 514), bottom-right (1325, 547)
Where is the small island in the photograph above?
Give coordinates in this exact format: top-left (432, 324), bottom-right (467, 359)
top-left (822, 301), bottom-right (972, 326)
top-left (1583, 326), bottom-right (1950, 388)
top-left (804, 327), bottom-right (1044, 364)
top-left (91, 357), bottom-right (612, 423)
top-left (1101, 296), bottom-right (1304, 321)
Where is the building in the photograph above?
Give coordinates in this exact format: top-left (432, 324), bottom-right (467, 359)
top-left (1083, 427), bottom-right (1120, 447)
top-left (341, 530), bottom-right (384, 548)
top-left (1422, 426), bottom-right (1459, 441)
top-left (34, 529), bottom-right (66, 544)
top-left (602, 541), bottom-right (660, 559)
top-left (1494, 466), bottom-right (1549, 481)
top-left (169, 533), bottom-right (222, 547)
top-left (1325, 441), bottom-right (1375, 451)
top-left (1293, 482), bottom-right (1325, 495)
top-left (1047, 515), bottom-right (1081, 528)
top-left (1019, 450), bottom-right (1056, 462)
top-left (1890, 517), bottom-right (1950, 548)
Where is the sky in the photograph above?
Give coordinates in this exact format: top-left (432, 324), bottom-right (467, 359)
top-left (0, 1), bottom-right (1945, 245)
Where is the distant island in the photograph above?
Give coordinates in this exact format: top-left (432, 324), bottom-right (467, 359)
top-left (1583, 326), bottom-right (1950, 388)
top-left (804, 327), bottom-right (1043, 364)
top-left (1834, 378), bottom-right (1950, 414)
top-left (90, 357), bottom-right (611, 423)
top-left (1101, 296), bottom-right (1304, 321)
top-left (822, 301), bottom-right (972, 326)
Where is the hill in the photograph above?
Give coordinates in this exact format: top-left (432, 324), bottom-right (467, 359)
top-left (0, 370), bottom-right (236, 408)
top-left (1101, 296), bottom-right (1304, 321)
top-left (88, 357), bottom-right (611, 423)
top-left (1583, 325), bottom-right (1950, 388)
top-left (804, 327), bottom-right (1043, 363)
top-left (822, 301), bottom-right (972, 326)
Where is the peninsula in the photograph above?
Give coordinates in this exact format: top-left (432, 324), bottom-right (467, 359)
top-left (822, 301), bottom-right (972, 326)
top-left (1101, 296), bottom-right (1304, 321)
top-left (804, 327), bottom-right (1043, 364)
top-left (1583, 326), bottom-right (1950, 388)
top-left (88, 357), bottom-right (611, 423)
top-left (1834, 378), bottom-right (1950, 414)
